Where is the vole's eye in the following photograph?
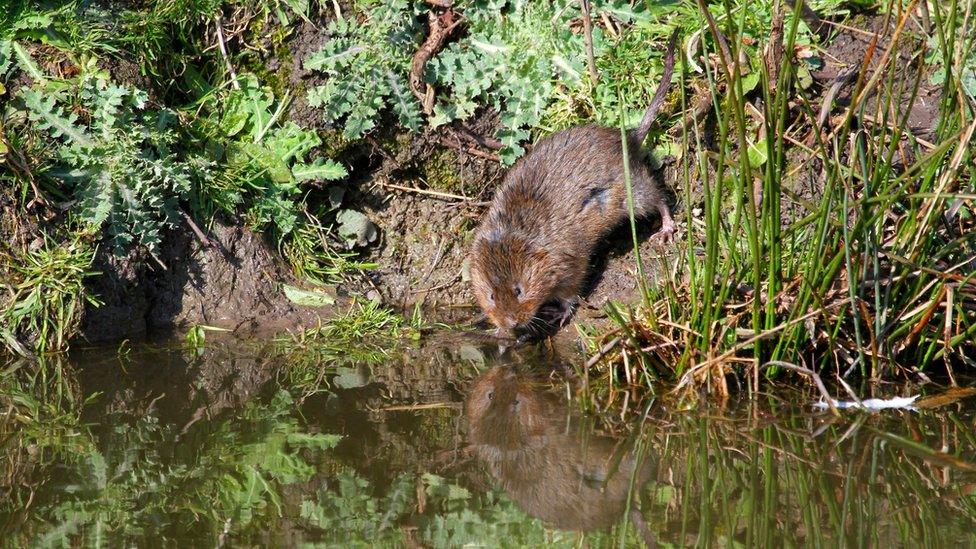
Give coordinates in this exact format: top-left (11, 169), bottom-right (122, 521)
top-left (487, 391), bottom-right (494, 401)
top-left (488, 292), bottom-right (495, 304)
top-left (514, 285), bottom-right (523, 299)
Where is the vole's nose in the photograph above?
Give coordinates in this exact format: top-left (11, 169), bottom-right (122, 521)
top-left (493, 320), bottom-right (517, 340)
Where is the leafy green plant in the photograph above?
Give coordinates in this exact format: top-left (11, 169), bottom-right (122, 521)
top-left (428, 0), bottom-right (576, 163)
top-left (301, 0), bottom-right (813, 164)
top-left (0, 2), bottom-right (107, 82)
top-left (18, 62), bottom-right (209, 253)
top-left (926, 6), bottom-right (976, 103)
top-left (304, 0), bottom-right (422, 139)
top-left (17, 387), bottom-right (341, 544)
top-left (198, 73), bottom-right (348, 237)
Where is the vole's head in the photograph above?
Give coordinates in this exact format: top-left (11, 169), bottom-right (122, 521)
top-left (470, 231), bottom-right (556, 340)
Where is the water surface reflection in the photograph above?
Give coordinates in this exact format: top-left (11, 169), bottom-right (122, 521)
top-left (466, 365), bottom-right (654, 534)
top-left (2, 337), bottom-right (975, 546)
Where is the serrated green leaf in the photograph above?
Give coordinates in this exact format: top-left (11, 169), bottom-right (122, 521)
top-left (0, 40), bottom-right (13, 75)
top-left (78, 170), bottom-right (115, 226)
top-left (265, 121), bottom-right (320, 164)
top-left (386, 72), bottom-right (421, 132)
top-left (21, 89), bottom-right (94, 147)
top-left (293, 158), bottom-right (347, 182)
top-left (12, 41), bottom-right (45, 83)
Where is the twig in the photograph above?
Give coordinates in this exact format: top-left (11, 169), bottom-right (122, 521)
top-left (585, 336), bottom-right (622, 369)
top-left (763, 361), bottom-right (840, 416)
top-left (764, 11), bottom-right (784, 95)
top-left (148, 250), bottom-right (168, 271)
top-left (599, 11), bottom-right (618, 39)
top-left (214, 14), bottom-right (240, 90)
top-left (673, 301), bottom-right (844, 392)
top-left (816, 18), bottom-right (882, 38)
top-left (180, 208), bottom-right (212, 248)
top-left (580, 0), bottom-right (598, 84)
top-left (816, 64), bottom-right (861, 131)
top-left (369, 402), bottom-right (459, 412)
top-left (375, 179), bottom-right (489, 205)
top-left (436, 135), bottom-right (501, 161)
top-left (410, 8), bottom-right (462, 115)
top-left (453, 125), bottom-right (503, 150)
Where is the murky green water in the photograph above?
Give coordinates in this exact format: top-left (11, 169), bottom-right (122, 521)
top-left (3, 335), bottom-right (976, 546)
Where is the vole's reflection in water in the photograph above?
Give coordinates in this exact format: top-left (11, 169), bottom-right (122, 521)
top-left (465, 364), bottom-right (657, 544)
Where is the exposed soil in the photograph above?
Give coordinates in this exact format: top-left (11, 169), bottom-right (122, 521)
top-left (811, 13), bottom-right (941, 147)
top-left (80, 221), bottom-right (335, 344)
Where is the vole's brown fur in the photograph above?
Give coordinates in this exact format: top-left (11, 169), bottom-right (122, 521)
top-left (470, 32), bottom-right (679, 339)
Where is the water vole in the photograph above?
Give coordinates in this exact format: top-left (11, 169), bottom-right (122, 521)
top-left (470, 31), bottom-right (679, 340)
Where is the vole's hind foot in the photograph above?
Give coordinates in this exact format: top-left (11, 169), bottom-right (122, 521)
top-left (653, 203), bottom-right (676, 244)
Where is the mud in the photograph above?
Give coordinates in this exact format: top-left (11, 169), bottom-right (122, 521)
top-left (812, 13), bottom-right (941, 142)
top-left (80, 221), bottom-right (333, 344)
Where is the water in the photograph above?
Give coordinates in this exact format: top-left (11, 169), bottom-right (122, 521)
top-left (3, 335), bottom-right (976, 546)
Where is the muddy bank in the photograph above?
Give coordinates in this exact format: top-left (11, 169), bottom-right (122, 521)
top-left (79, 221), bottom-right (334, 344)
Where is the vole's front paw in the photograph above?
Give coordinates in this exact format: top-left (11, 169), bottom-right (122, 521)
top-left (654, 218), bottom-right (676, 244)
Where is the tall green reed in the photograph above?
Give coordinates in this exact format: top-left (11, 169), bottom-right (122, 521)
top-left (603, 0), bottom-right (975, 394)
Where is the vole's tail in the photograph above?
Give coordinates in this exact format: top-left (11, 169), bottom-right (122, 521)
top-left (632, 28), bottom-right (679, 145)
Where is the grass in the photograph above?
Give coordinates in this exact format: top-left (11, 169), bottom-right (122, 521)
top-left (582, 0), bottom-right (976, 404)
top-left (0, 231), bottom-right (100, 357)
top-left (274, 299), bottom-right (421, 391)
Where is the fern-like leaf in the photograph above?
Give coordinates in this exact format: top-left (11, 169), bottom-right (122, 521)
top-left (12, 41), bottom-right (45, 84)
top-left (77, 169), bottom-right (115, 227)
top-left (21, 89), bottom-right (94, 147)
top-left (386, 71), bottom-right (421, 132)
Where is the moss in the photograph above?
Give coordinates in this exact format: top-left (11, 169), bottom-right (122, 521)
top-left (419, 149), bottom-right (466, 194)
top-left (239, 15), bottom-right (296, 100)
top-left (318, 128), bottom-right (355, 159)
